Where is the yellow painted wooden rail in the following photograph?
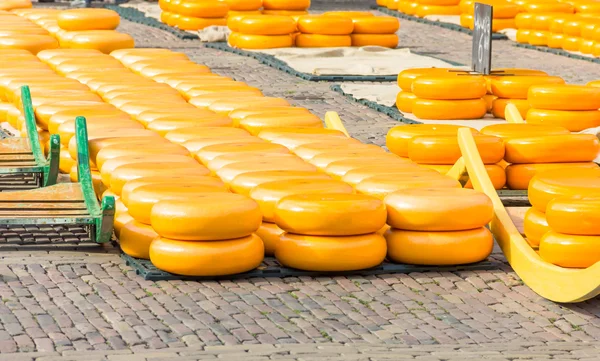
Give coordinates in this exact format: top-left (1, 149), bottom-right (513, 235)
top-left (324, 111), bottom-right (350, 137)
top-left (505, 103), bottom-right (525, 124)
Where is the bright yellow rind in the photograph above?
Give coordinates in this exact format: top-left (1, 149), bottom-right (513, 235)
top-left (505, 103), bottom-right (525, 124)
top-left (324, 111), bottom-right (350, 137)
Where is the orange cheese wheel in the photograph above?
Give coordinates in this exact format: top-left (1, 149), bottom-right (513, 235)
top-left (412, 98), bottom-right (487, 120)
top-left (524, 207), bottom-right (549, 247)
top-left (95, 142), bottom-right (190, 171)
top-left (57, 9), bottom-right (120, 31)
top-left (222, 0), bottom-right (263, 11)
top-left (292, 142), bottom-right (386, 160)
top-left (207, 96), bottom-right (289, 115)
top-left (539, 232), bottom-right (600, 268)
top-left (549, 14), bottom-right (579, 33)
top-left (262, 0), bottom-right (310, 10)
top-left (491, 98), bottom-right (530, 119)
top-left (114, 212), bottom-right (134, 238)
top-left (110, 163), bottom-right (216, 197)
top-left (274, 193), bottom-right (386, 236)
top-left (239, 113), bottom-right (323, 135)
top-left (146, 117), bottom-right (233, 136)
top-left (385, 227), bottom-right (493, 265)
top-left (249, 179), bottom-right (354, 222)
top-left (229, 170), bottom-right (331, 196)
top-left (78, 132), bottom-right (162, 163)
top-left (530, 13), bottom-right (560, 31)
top-left (195, 142), bottom-right (290, 165)
top-left (504, 134), bottom-right (599, 164)
top-left (580, 39), bottom-right (595, 54)
top-left (411, 75), bottom-right (487, 100)
top-left (480, 123), bottom-right (569, 139)
top-left (351, 16), bottom-right (399, 34)
top-left (215, 158), bottom-right (318, 183)
top-left (490, 76), bottom-right (565, 99)
top-left (561, 36), bottom-right (582, 51)
top-left (324, 158), bottom-right (415, 179)
top-left (181, 85), bottom-right (262, 100)
top-left (134, 109), bottom-right (219, 127)
top-left (172, 16), bottom-right (227, 30)
top-left (57, 118), bottom-right (144, 146)
top-left (63, 31), bottom-right (135, 54)
top-left (396, 91), bottom-right (417, 113)
top-left (295, 34), bottom-right (352, 47)
top-left (526, 109), bottom-right (600, 131)
top-left (231, 33), bottom-right (293, 49)
top-left (269, 133), bottom-right (356, 150)
top-left (529, 168), bottom-right (600, 212)
top-left (415, 4), bottom-right (460, 17)
top-left (47, 110), bottom-right (128, 135)
top-left (165, 127), bottom-right (250, 144)
top-left (384, 188), bottom-right (493, 231)
top-left (120, 175), bottom-right (225, 206)
top-left (422, 163), bottom-right (506, 190)
top-left (151, 193), bottom-right (262, 241)
top-left (341, 165), bottom-right (438, 187)
top-left (397, 68), bottom-right (455, 92)
top-left (356, 173), bottom-right (461, 200)
top-left (275, 233), bottom-right (386, 271)
top-left (255, 222), bottom-right (284, 256)
top-left (546, 195), bottom-right (600, 236)
top-left (528, 84), bottom-right (600, 111)
top-left (59, 146), bottom-right (75, 174)
top-left (206, 152), bottom-right (298, 173)
top-left (119, 220), bottom-right (158, 260)
top-left (230, 106), bottom-right (310, 125)
top-left (408, 134), bottom-right (504, 165)
top-left (528, 30), bottom-right (549, 46)
top-left (170, 1), bottom-right (228, 18)
top-left (183, 137), bottom-right (263, 153)
top-left (237, 15), bottom-right (297, 35)
top-left (516, 29), bottom-right (530, 44)
top-left (506, 162), bottom-right (599, 190)
top-left (524, 2), bottom-right (574, 13)
top-left (149, 235), bottom-right (264, 276)
top-left (350, 34), bottom-right (398, 48)
top-left (386, 124), bottom-right (475, 157)
top-left (126, 183), bottom-right (229, 225)
top-left (308, 150), bottom-right (399, 169)
top-left (0, 35), bottom-right (59, 54)
top-left (322, 11), bottom-right (374, 18)
top-left (99, 154), bottom-right (197, 187)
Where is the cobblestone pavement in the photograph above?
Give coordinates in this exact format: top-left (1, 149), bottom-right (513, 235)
top-left (2, 5), bottom-right (600, 359)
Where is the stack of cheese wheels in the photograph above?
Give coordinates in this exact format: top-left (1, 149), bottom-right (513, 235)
top-left (148, 193), bottom-right (264, 276)
top-left (396, 67), bottom-right (456, 114)
top-left (459, 0), bottom-right (518, 31)
top-left (262, 0), bottom-right (310, 17)
top-left (296, 15), bottom-right (353, 47)
top-left (410, 73), bottom-right (488, 120)
top-left (526, 84), bottom-right (600, 131)
top-left (487, 74), bottom-right (565, 120)
top-left (228, 15), bottom-right (296, 49)
top-left (527, 168), bottom-right (600, 267)
top-left (395, 0), bottom-right (460, 17)
top-left (0, 0), bottom-right (31, 11)
top-left (323, 12), bottom-right (400, 48)
top-left (513, 2), bottom-right (578, 47)
top-left (384, 188), bottom-right (494, 265)
top-left (160, 0), bottom-right (228, 30)
top-left (0, 11), bottom-right (58, 54)
top-left (273, 193), bottom-right (387, 271)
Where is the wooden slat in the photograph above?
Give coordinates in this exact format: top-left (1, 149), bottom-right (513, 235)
top-left (0, 138), bottom-right (32, 155)
top-left (0, 210), bottom-right (89, 216)
top-left (0, 183), bottom-right (83, 202)
top-left (0, 202), bottom-right (86, 210)
top-left (0, 154), bottom-right (36, 161)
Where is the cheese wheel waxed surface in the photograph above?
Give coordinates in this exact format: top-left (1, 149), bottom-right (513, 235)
top-left (546, 196), bottom-right (600, 236)
top-left (356, 174), bottom-right (461, 200)
top-left (506, 162), bottom-right (599, 190)
top-left (114, 212), bottom-right (134, 239)
top-left (297, 15), bottom-right (354, 35)
top-left (526, 109), bottom-right (600, 132)
top-left (480, 123), bottom-right (569, 139)
top-left (528, 168), bottom-right (600, 212)
top-left (385, 227), bottom-right (493, 265)
top-left (524, 207), bottom-right (549, 247)
top-left (528, 84), bottom-right (600, 111)
top-left (397, 68), bottom-right (455, 92)
top-left (275, 233), bottom-right (387, 272)
top-left (341, 165), bottom-right (437, 187)
top-left (120, 176), bottom-right (225, 206)
top-left (408, 134), bottom-right (504, 165)
top-left (386, 124), bottom-right (475, 157)
top-left (100, 154), bottom-right (197, 187)
top-left (504, 134), bottom-right (599, 164)
top-left (229, 170), bottom-right (331, 196)
top-left (411, 75), bottom-right (487, 100)
top-left (149, 235), bottom-right (264, 276)
top-left (412, 98), bottom-right (487, 120)
top-left (255, 222), bottom-right (284, 256)
top-left (489, 76), bottom-right (564, 99)
top-left (119, 220), bottom-right (158, 260)
top-left (384, 188), bottom-right (493, 231)
top-left (539, 232), bottom-right (600, 268)
top-left (274, 194), bottom-right (387, 236)
top-left (195, 142), bottom-right (290, 165)
top-left (216, 159), bottom-right (318, 184)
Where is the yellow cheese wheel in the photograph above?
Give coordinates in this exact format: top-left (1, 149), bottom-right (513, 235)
top-left (412, 98), bottom-right (487, 120)
top-left (195, 142), bottom-right (290, 165)
top-left (182, 137), bottom-right (263, 153)
top-left (231, 33), bottom-right (293, 49)
top-left (274, 194), bottom-right (386, 236)
top-left (490, 76), bottom-right (565, 99)
top-left (397, 68), bottom-right (456, 92)
top-left (546, 195), bottom-right (600, 237)
top-left (118, 174), bottom-right (224, 204)
top-left (47, 110), bottom-right (128, 135)
top-left (341, 165), bottom-right (437, 186)
top-left (222, 0), bottom-right (262, 11)
top-left (257, 127), bottom-right (344, 141)
top-left (249, 179), bottom-right (354, 222)
top-left (237, 15), bottom-right (297, 35)
top-left (114, 212), bottom-right (134, 239)
top-left (524, 207), bottom-right (549, 247)
top-left (528, 30), bottom-right (549, 46)
top-left (239, 113), bottom-right (323, 135)
top-left (95, 142), bottom-right (190, 171)
top-left (146, 117), bottom-right (233, 136)
top-left (396, 91), bottom-right (417, 113)
top-left (506, 162), bottom-right (599, 190)
top-left (411, 75), bottom-right (487, 100)
top-left (119, 220), bottom-right (158, 260)
top-left (215, 158), bottom-right (318, 183)
top-left (255, 222), bottom-right (284, 256)
top-left (322, 11), bottom-right (374, 18)
top-left (480, 123), bottom-right (569, 139)
top-left (181, 85), bottom-right (262, 100)
top-left (59, 146), bottom-right (75, 174)
top-left (276, 233), bottom-right (386, 271)
top-left (415, 4), bottom-right (460, 17)
top-left (562, 36), bottom-right (582, 51)
top-left (526, 109), bottom-right (600, 131)
top-left (188, 92), bottom-right (268, 108)
top-left (384, 188), bottom-right (493, 231)
top-left (206, 152), bottom-right (298, 173)
top-left (308, 150), bottom-right (399, 169)
top-left (422, 163), bottom-right (506, 190)
top-left (262, 0), bottom-right (311, 10)
top-left (386, 124), bottom-right (475, 157)
top-left (580, 39), bottom-right (595, 54)
top-left (151, 193), bottom-right (261, 241)
top-left (0, 35), bottom-right (58, 54)
top-left (57, 9), bottom-right (120, 31)
top-left (208, 96), bottom-right (290, 115)
top-left (229, 170), bottom-right (330, 196)
top-left (350, 34), bottom-right (398, 47)
top-left (295, 34), bottom-right (352, 47)
top-left (126, 183), bottom-right (229, 224)
top-left (408, 134), bottom-right (504, 165)
top-left (57, 118), bottom-right (144, 146)
top-left (63, 31), bottom-right (135, 54)
top-left (165, 127), bottom-right (250, 144)
top-left (505, 134), bottom-right (599, 164)
top-left (172, 16), bottom-right (227, 30)
top-left (539, 232), bottom-right (600, 268)
top-left (356, 173), bottom-right (461, 199)
top-left (230, 106), bottom-right (309, 125)
top-left (171, 1), bottom-right (228, 17)
top-left (292, 142), bottom-right (386, 160)
top-left (385, 227), bottom-right (493, 265)
top-left (516, 29), bottom-right (530, 44)
top-left (76, 132), bottom-right (162, 162)
top-left (324, 158), bottom-right (415, 179)
top-left (351, 16), bottom-right (399, 34)
top-left (530, 13), bottom-right (560, 31)
top-left (268, 133), bottom-right (353, 149)
top-left (549, 14), bottom-right (579, 33)
top-left (491, 98), bottom-right (530, 119)
top-left (149, 235), bottom-right (264, 276)
top-left (529, 168), bottom-right (600, 212)
top-left (528, 84), bottom-right (600, 111)
top-left (576, 2), bottom-right (600, 13)
top-left (524, 2), bottom-right (574, 13)
top-left (99, 154), bottom-right (197, 187)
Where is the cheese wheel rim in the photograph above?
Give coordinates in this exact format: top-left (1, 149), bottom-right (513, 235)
top-left (528, 168), bottom-right (600, 212)
top-left (351, 16), bottom-right (399, 34)
top-left (546, 195), bottom-right (600, 236)
top-left (539, 232), bottom-right (600, 269)
top-left (295, 34), bottom-right (352, 47)
top-left (506, 162), bottom-right (599, 190)
top-left (412, 98), bottom-right (487, 120)
top-left (505, 134), bottom-right (599, 164)
top-left (411, 75), bottom-right (487, 100)
top-left (237, 15), bottom-right (297, 35)
top-left (528, 84), bottom-right (600, 111)
top-left (526, 109), bottom-right (600, 132)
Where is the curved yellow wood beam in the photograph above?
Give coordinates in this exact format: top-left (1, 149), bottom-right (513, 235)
top-left (457, 128), bottom-right (600, 303)
top-left (445, 157), bottom-right (468, 186)
top-left (505, 103), bottom-right (525, 124)
top-left (324, 111), bottom-right (350, 137)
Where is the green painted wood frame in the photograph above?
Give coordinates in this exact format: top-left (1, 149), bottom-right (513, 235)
top-left (20, 85), bottom-right (60, 187)
top-left (75, 116), bottom-right (115, 243)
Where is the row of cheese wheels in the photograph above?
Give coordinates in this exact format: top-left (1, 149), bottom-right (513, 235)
top-left (386, 123), bottom-right (600, 190)
top-left (3, 8), bottom-right (134, 55)
top-left (379, 0), bottom-right (462, 18)
top-left (524, 167), bottom-right (600, 268)
top-left (459, 0), bottom-right (519, 32)
top-left (20, 47), bottom-right (494, 275)
top-left (0, 0), bottom-right (31, 11)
